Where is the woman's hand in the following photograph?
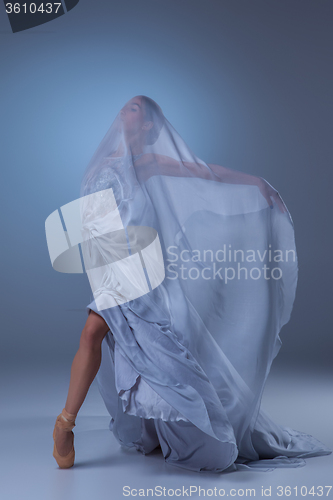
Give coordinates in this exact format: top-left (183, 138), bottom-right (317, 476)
top-left (256, 177), bottom-right (287, 214)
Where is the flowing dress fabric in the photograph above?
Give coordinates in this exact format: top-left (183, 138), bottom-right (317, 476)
top-left (79, 104), bottom-right (331, 473)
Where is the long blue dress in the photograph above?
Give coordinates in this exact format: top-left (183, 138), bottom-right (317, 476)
top-left (82, 153), bottom-right (331, 473)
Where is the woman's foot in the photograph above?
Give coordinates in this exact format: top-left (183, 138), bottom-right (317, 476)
top-left (54, 425), bottom-right (74, 457)
top-left (53, 408), bottom-right (76, 468)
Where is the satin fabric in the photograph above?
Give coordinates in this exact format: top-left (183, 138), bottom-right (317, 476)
top-left (79, 97), bottom-right (331, 472)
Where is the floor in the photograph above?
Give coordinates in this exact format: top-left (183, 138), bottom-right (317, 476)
top-left (1, 363), bottom-right (332, 500)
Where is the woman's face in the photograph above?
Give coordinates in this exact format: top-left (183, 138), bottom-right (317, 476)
top-left (120, 96), bottom-right (146, 136)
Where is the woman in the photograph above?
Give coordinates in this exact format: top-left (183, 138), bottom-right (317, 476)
top-left (53, 95), bottom-right (331, 471)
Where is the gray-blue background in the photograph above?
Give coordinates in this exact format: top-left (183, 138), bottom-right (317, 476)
top-left (1, 0), bottom-right (332, 370)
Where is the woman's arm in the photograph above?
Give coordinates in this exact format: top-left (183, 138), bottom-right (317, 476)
top-left (208, 163), bottom-right (286, 213)
top-left (135, 154), bottom-right (286, 213)
top-left (207, 163), bottom-right (260, 186)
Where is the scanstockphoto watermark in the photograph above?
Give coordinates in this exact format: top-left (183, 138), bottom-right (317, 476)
top-left (166, 245), bottom-right (296, 282)
top-left (123, 485), bottom-right (257, 496)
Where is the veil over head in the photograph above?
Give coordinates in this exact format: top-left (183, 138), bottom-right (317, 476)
top-left (78, 95), bottom-right (330, 472)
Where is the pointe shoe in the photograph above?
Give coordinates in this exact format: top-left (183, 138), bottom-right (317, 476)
top-left (53, 408), bottom-right (76, 469)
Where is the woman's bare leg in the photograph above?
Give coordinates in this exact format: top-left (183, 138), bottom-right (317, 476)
top-left (55, 310), bottom-right (110, 456)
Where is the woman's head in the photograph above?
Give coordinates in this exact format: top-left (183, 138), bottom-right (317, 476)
top-left (120, 95), bottom-right (165, 147)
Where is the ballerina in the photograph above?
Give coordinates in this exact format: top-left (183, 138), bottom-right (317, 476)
top-left (52, 95), bottom-right (331, 471)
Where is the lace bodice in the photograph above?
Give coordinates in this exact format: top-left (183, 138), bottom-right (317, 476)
top-left (81, 154), bottom-right (143, 223)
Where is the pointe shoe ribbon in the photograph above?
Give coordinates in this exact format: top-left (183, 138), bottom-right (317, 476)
top-left (53, 408), bottom-right (76, 468)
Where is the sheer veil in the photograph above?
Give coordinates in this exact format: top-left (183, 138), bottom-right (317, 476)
top-left (77, 95), bottom-right (331, 472)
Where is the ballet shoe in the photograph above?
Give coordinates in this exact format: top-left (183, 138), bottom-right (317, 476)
top-left (53, 408), bottom-right (76, 469)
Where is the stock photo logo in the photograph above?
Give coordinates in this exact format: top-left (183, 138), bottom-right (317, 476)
top-left (3, 0), bottom-right (79, 33)
top-left (45, 187), bottom-right (165, 311)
